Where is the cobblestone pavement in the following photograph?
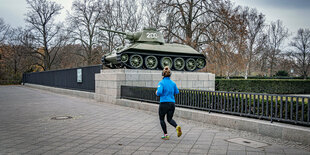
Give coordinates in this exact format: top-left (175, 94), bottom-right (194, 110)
top-left (0, 85), bottom-right (309, 155)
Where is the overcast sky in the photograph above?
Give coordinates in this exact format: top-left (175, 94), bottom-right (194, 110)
top-left (0, 0), bottom-right (72, 27)
top-left (0, 0), bottom-right (310, 37)
top-left (230, 0), bottom-right (310, 35)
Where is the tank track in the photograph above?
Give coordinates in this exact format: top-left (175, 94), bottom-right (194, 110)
top-left (103, 51), bottom-right (206, 71)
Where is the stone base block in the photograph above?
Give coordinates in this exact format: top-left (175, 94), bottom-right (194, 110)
top-left (95, 69), bottom-right (215, 103)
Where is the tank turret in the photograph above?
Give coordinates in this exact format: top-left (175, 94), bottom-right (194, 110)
top-left (100, 28), bottom-right (206, 71)
top-left (100, 28), bottom-right (164, 44)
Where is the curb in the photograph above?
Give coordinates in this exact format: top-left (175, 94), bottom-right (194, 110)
top-left (24, 83), bottom-right (94, 99)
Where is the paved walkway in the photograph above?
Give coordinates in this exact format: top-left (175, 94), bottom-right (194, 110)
top-left (0, 86), bottom-right (309, 155)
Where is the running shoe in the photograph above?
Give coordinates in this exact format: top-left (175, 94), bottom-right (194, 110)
top-left (176, 125), bottom-right (182, 137)
top-left (161, 134), bottom-right (169, 140)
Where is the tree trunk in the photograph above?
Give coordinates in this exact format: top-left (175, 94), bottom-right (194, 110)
top-left (14, 59), bottom-right (17, 74)
top-left (244, 62), bottom-right (249, 79)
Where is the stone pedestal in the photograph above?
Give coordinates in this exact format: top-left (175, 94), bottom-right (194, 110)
top-left (95, 69), bottom-right (215, 103)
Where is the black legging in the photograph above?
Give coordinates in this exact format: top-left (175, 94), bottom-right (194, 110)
top-left (159, 102), bottom-right (178, 134)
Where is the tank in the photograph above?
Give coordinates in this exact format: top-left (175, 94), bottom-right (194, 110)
top-left (100, 27), bottom-right (206, 71)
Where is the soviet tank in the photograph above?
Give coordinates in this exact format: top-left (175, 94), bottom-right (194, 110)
top-left (99, 27), bottom-right (206, 71)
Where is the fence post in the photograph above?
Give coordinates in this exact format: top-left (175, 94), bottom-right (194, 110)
top-left (22, 73), bottom-right (26, 85)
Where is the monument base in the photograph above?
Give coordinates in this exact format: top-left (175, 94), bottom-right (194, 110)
top-left (95, 69), bottom-right (215, 103)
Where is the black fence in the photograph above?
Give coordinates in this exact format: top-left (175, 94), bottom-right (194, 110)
top-left (121, 85), bottom-right (310, 126)
top-left (22, 65), bottom-right (102, 92)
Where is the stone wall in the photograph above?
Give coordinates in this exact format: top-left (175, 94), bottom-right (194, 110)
top-left (94, 69), bottom-right (215, 104)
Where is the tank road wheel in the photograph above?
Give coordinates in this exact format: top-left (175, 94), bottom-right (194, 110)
top-left (196, 58), bottom-right (206, 69)
top-left (121, 54), bottom-right (129, 63)
top-left (145, 56), bottom-right (158, 69)
top-left (160, 57), bottom-right (173, 69)
top-left (173, 57), bottom-right (185, 71)
top-left (129, 54), bottom-right (143, 68)
top-left (186, 58), bottom-right (196, 71)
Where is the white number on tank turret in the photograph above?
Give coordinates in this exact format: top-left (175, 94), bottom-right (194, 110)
top-left (146, 33), bottom-right (158, 39)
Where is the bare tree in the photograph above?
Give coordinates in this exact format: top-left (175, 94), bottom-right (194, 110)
top-left (157, 0), bottom-right (243, 51)
top-left (54, 44), bottom-right (86, 69)
top-left (201, 0), bottom-right (246, 76)
top-left (0, 27), bottom-right (39, 81)
top-left (113, 0), bottom-right (144, 44)
top-left (204, 14), bottom-right (245, 78)
top-left (242, 7), bottom-right (265, 79)
top-left (99, 0), bottom-right (143, 53)
top-left (288, 28), bottom-right (310, 79)
top-left (266, 20), bottom-right (289, 76)
top-left (0, 18), bottom-right (10, 80)
top-left (25, 0), bottom-right (67, 71)
top-left (0, 18), bottom-right (10, 45)
top-left (158, 0), bottom-right (210, 49)
top-left (256, 33), bottom-right (270, 76)
top-left (98, 0), bottom-right (117, 54)
top-left (143, 0), bottom-right (164, 29)
top-left (68, 0), bottom-right (103, 66)
top-left (6, 28), bottom-right (36, 74)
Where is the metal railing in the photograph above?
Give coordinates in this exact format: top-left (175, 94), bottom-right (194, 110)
top-left (121, 85), bottom-right (310, 126)
top-left (22, 65), bottom-right (102, 92)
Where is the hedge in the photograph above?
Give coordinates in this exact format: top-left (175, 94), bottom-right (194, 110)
top-left (216, 76), bottom-right (310, 79)
top-left (0, 80), bottom-right (21, 85)
top-left (216, 79), bottom-right (310, 94)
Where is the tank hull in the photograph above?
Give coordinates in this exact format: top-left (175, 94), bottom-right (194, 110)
top-left (103, 46), bottom-right (206, 71)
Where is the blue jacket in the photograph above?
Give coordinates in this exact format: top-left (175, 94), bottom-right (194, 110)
top-left (156, 77), bottom-right (179, 103)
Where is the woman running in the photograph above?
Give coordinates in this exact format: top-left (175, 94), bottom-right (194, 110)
top-left (156, 66), bottom-right (182, 140)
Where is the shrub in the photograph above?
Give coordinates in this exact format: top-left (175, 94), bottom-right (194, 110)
top-left (275, 70), bottom-right (289, 76)
top-left (0, 80), bottom-right (21, 85)
top-left (216, 79), bottom-right (310, 94)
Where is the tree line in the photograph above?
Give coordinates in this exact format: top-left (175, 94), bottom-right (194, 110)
top-left (0, 0), bottom-right (310, 82)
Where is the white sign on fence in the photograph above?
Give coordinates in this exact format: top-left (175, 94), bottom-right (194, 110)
top-left (77, 68), bottom-right (82, 83)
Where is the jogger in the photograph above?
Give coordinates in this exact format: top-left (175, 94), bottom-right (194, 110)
top-left (156, 66), bottom-right (182, 140)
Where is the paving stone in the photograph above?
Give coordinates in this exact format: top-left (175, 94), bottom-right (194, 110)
top-left (246, 147), bottom-right (265, 152)
top-left (208, 149), bottom-right (227, 154)
top-left (227, 150), bottom-right (247, 155)
top-left (264, 148), bottom-right (284, 154)
top-left (171, 147), bottom-right (191, 153)
top-left (143, 143), bottom-right (161, 147)
top-left (150, 151), bottom-right (170, 155)
top-left (115, 149), bottom-right (137, 154)
top-left (132, 150), bottom-right (153, 155)
top-left (24, 149), bottom-right (49, 155)
top-left (137, 146), bottom-right (157, 151)
top-left (210, 144), bottom-right (228, 150)
top-left (153, 146), bottom-right (174, 152)
top-left (189, 148), bottom-right (209, 154)
top-left (265, 153), bottom-right (286, 155)
top-left (169, 153), bottom-right (189, 155)
top-left (283, 148), bottom-right (310, 155)
top-left (96, 148), bottom-right (119, 154)
top-left (228, 143), bottom-right (246, 151)
top-left (61, 151), bottom-right (82, 155)
top-left (246, 151), bottom-right (266, 155)
top-left (78, 148), bottom-right (102, 154)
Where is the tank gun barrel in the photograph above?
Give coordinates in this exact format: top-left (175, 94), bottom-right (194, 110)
top-left (99, 27), bottom-right (136, 41)
top-left (99, 28), bottom-right (126, 35)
